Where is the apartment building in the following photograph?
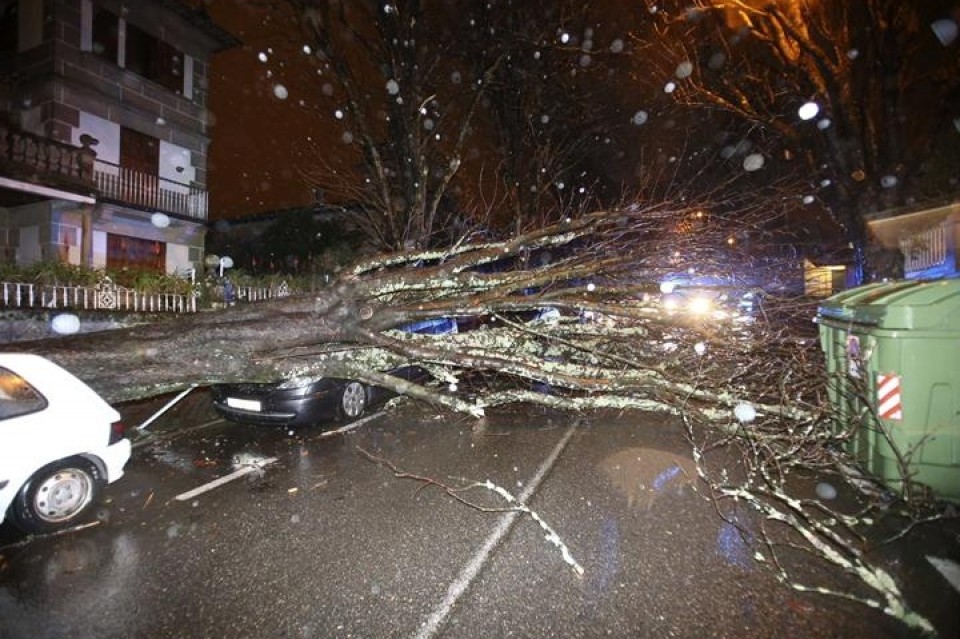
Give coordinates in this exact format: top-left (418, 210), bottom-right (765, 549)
top-left (0, 0), bottom-right (237, 274)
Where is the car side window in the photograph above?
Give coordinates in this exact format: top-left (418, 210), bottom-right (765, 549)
top-left (0, 367), bottom-right (48, 420)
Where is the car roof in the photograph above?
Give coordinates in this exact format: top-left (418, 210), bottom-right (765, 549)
top-left (0, 353), bottom-right (119, 419)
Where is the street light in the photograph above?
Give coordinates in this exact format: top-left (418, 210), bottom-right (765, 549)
top-left (219, 255), bottom-right (234, 278)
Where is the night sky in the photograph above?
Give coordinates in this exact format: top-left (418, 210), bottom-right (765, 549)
top-left (200, 0), bottom-right (960, 232)
top-left (205, 1), bottom-right (332, 220)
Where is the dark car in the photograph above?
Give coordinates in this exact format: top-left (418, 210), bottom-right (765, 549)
top-left (210, 317), bottom-right (457, 428)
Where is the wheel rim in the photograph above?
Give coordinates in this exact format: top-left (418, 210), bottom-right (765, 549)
top-left (33, 468), bottom-right (95, 524)
top-left (341, 382), bottom-right (366, 418)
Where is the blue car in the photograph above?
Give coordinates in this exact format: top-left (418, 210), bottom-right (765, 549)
top-left (211, 318), bottom-right (457, 427)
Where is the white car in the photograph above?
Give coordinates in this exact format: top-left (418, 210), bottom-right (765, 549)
top-left (0, 353), bottom-right (131, 534)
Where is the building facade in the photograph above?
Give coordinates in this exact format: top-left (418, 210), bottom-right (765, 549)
top-left (868, 200), bottom-right (960, 281)
top-left (0, 0), bottom-right (237, 274)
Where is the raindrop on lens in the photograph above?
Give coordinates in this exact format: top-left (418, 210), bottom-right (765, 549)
top-left (151, 212), bottom-right (171, 228)
top-left (51, 313), bottom-right (80, 335)
top-left (815, 482), bottom-right (838, 501)
top-left (742, 153), bottom-right (764, 172)
top-left (708, 52), bottom-right (726, 69)
top-left (273, 84), bottom-right (289, 100)
top-left (734, 403), bottom-right (757, 423)
top-left (931, 19), bottom-right (959, 46)
top-left (798, 101), bottom-right (819, 121)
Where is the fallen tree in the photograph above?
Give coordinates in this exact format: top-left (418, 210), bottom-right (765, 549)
top-left (6, 198), bottom-right (954, 635)
top-left (3, 199), bottom-right (800, 417)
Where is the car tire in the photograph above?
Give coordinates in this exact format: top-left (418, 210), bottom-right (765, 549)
top-left (337, 381), bottom-right (367, 420)
top-left (8, 457), bottom-right (103, 534)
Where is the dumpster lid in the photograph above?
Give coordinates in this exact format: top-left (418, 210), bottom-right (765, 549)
top-left (817, 279), bottom-right (960, 330)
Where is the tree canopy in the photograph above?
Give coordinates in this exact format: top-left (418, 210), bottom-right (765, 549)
top-left (637, 0), bottom-right (960, 280)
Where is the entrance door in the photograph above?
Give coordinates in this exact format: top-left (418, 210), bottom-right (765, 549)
top-left (119, 128), bottom-right (159, 207)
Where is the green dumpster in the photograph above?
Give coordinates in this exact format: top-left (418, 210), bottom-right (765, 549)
top-left (817, 278), bottom-right (960, 502)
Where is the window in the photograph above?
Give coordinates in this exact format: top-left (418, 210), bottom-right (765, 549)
top-left (90, 8), bottom-right (184, 94)
top-left (125, 21), bottom-right (184, 93)
top-left (0, 367), bottom-right (47, 421)
top-left (51, 222), bottom-right (80, 247)
top-left (106, 233), bottom-right (165, 272)
top-left (92, 8), bottom-right (118, 62)
top-left (0, 1), bottom-right (17, 54)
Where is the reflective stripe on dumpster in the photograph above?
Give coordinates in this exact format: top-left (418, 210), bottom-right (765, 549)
top-left (877, 373), bottom-right (903, 421)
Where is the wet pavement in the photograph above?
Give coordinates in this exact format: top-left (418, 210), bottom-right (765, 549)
top-left (1, 390), bottom-right (958, 639)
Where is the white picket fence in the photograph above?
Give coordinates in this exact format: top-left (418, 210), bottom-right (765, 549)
top-left (1, 281), bottom-right (196, 313)
top-left (0, 279), bottom-right (294, 314)
top-left (236, 281), bottom-right (291, 303)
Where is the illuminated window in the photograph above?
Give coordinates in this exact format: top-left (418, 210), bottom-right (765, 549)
top-left (106, 233), bottom-right (166, 272)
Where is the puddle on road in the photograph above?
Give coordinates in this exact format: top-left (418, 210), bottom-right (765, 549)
top-left (598, 447), bottom-right (698, 510)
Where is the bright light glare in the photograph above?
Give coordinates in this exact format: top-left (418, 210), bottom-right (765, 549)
top-left (660, 281), bottom-right (676, 294)
top-left (688, 296), bottom-right (713, 315)
top-left (663, 297), bottom-right (679, 311)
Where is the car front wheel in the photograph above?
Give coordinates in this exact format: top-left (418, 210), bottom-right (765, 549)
top-left (337, 381), bottom-right (367, 420)
top-left (9, 458), bottom-right (102, 534)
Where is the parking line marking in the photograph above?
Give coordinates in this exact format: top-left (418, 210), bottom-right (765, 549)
top-left (412, 422), bottom-right (578, 639)
top-left (132, 418), bottom-right (227, 449)
top-left (170, 411), bottom-right (382, 502)
top-left (174, 457), bottom-right (278, 502)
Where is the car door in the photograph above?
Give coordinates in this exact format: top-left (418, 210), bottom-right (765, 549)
top-left (0, 364), bottom-right (51, 519)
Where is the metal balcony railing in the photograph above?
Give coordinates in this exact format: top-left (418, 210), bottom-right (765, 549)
top-left (94, 159), bottom-right (208, 221)
top-left (900, 222), bottom-right (949, 272)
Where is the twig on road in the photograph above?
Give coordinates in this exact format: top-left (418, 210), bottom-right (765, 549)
top-left (356, 445), bottom-right (584, 576)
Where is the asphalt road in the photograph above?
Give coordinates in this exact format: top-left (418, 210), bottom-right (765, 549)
top-left (0, 391), bottom-right (957, 639)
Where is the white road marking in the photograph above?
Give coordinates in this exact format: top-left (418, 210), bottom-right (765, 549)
top-left (132, 418), bottom-right (226, 449)
top-left (412, 423), bottom-right (578, 639)
top-left (170, 411), bottom-right (383, 502)
top-left (174, 457), bottom-right (278, 502)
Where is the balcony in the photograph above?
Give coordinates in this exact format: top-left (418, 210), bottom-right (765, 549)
top-left (94, 159), bottom-right (208, 221)
top-left (0, 125), bottom-right (97, 199)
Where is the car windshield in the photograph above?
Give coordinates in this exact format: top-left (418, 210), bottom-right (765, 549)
top-left (0, 367), bottom-right (47, 420)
